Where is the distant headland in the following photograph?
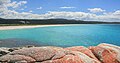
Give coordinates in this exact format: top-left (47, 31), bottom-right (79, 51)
top-left (0, 18), bottom-right (120, 25)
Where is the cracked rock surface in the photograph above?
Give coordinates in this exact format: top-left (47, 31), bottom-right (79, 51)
top-left (0, 43), bottom-right (120, 63)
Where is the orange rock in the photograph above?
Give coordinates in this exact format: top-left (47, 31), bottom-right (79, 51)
top-left (0, 46), bottom-right (100, 63)
top-left (65, 46), bottom-right (99, 61)
top-left (0, 43), bottom-right (119, 63)
top-left (0, 55), bottom-right (36, 62)
top-left (42, 50), bottom-right (101, 63)
top-left (89, 43), bottom-right (120, 63)
top-left (0, 46), bottom-right (63, 62)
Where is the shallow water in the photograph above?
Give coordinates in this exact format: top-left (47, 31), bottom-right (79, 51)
top-left (0, 24), bottom-right (120, 47)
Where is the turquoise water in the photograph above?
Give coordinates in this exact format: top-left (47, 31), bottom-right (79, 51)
top-left (0, 24), bottom-right (120, 47)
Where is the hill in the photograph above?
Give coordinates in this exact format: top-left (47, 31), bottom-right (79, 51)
top-left (0, 18), bottom-right (120, 25)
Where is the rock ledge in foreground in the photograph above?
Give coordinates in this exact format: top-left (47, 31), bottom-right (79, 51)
top-left (0, 43), bottom-right (120, 63)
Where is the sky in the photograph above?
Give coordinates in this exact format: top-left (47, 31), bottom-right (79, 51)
top-left (0, 0), bottom-right (120, 22)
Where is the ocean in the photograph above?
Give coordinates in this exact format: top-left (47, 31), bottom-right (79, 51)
top-left (0, 24), bottom-right (120, 47)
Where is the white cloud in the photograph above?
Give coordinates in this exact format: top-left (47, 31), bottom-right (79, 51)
top-left (29, 10), bottom-right (33, 13)
top-left (5, 0), bottom-right (27, 8)
top-left (0, 0), bottom-right (27, 12)
top-left (0, 0), bottom-right (11, 4)
top-left (60, 6), bottom-right (76, 9)
top-left (0, 0), bottom-right (120, 22)
top-left (1, 9), bottom-right (120, 22)
top-left (88, 8), bottom-right (105, 13)
top-left (20, 8), bottom-right (24, 10)
top-left (43, 11), bottom-right (96, 20)
top-left (24, 6), bottom-right (27, 8)
top-left (37, 7), bottom-right (42, 10)
top-left (0, 0), bottom-right (28, 17)
top-left (0, 0), bottom-right (30, 19)
top-left (113, 10), bottom-right (120, 15)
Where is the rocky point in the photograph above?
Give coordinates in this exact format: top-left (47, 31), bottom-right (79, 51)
top-left (0, 43), bottom-right (119, 63)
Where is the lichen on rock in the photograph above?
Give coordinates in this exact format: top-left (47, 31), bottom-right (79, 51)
top-left (0, 43), bottom-right (119, 63)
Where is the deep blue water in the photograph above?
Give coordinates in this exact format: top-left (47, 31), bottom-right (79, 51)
top-left (0, 24), bottom-right (120, 47)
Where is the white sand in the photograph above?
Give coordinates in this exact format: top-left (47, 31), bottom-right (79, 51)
top-left (0, 25), bottom-right (72, 30)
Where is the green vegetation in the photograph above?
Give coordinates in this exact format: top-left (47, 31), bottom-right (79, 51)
top-left (0, 18), bottom-right (120, 26)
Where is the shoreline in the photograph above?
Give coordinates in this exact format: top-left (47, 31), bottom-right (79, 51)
top-left (0, 24), bottom-right (73, 30)
top-left (0, 24), bottom-right (120, 30)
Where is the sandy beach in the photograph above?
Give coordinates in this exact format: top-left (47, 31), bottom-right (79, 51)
top-left (0, 24), bottom-right (72, 30)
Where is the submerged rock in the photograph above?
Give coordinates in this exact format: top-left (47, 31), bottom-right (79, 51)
top-left (0, 43), bottom-right (119, 63)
